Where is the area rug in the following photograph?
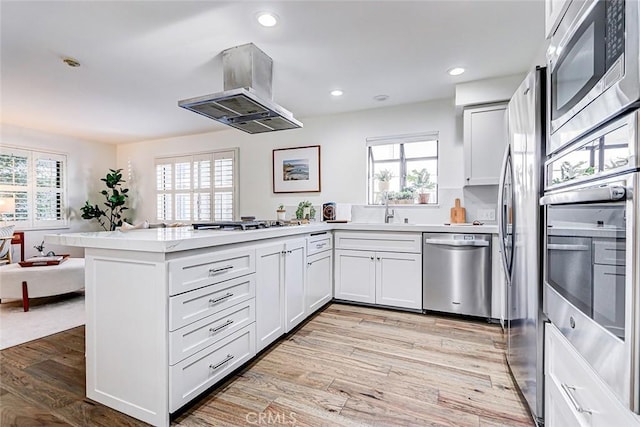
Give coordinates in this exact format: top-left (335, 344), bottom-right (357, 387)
top-left (0, 291), bottom-right (85, 350)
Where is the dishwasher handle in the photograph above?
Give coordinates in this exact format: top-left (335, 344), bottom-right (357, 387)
top-left (424, 238), bottom-right (490, 247)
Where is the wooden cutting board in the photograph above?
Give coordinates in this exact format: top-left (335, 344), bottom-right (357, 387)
top-left (450, 198), bottom-right (466, 224)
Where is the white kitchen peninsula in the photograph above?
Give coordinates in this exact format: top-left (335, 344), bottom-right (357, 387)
top-left (45, 221), bottom-right (498, 427)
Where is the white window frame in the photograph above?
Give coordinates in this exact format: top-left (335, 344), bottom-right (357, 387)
top-left (155, 148), bottom-right (239, 222)
top-left (0, 146), bottom-right (68, 229)
top-left (366, 132), bottom-right (439, 205)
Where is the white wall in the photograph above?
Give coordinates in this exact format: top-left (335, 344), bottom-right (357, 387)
top-left (2, 124), bottom-right (117, 258)
top-left (116, 98), bottom-right (469, 223)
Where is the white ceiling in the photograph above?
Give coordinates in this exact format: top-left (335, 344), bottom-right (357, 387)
top-left (1, 1), bottom-right (545, 144)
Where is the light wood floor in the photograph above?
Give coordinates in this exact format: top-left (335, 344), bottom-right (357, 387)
top-left (0, 303), bottom-right (534, 426)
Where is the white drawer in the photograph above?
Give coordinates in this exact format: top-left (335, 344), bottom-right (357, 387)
top-left (545, 323), bottom-right (639, 427)
top-left (334, 231), bottom-right (421, 253)
top-left (169, 300), bottom-right (255, 365)
top-left (169, 275), bottom-right (255, 331)
top-left (593, 240), bottom-right (625, 266)
top-left (169, 323), bottom-right (256, 413)
top-left (168, 248), bottom-right (256, 296)
top-left (307, 232), bottom-right (333, 256)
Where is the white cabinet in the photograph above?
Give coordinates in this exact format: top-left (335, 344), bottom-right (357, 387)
top-left (545, 0), bottom-right (573, 38)
top-left (255, 238), bottom-right (306, 352)
top-left (334, 232), bottom-right (422, 310)
top-left (305, 232), bottom-right (333, 314)
top-left (375, 251), bottom-right (422, 309)
top-left (335, 249), bottom-right (377, 303)
top-left (255, 243), bottom-right (285, 352)
top-left (463, 103), bottom-right (508, 186)
top-left (284, 239), bottom-right (306, 332)
top-left (545, 323), bottom-right (640, 427)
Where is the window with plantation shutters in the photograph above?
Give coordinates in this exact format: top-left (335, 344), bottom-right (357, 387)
top-left (0, 147), bottom-right (67, 229)
top-left (155, 149), bottom-right (238, 222)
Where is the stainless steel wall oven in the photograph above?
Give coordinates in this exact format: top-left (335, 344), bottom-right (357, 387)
top-left (541, 109), bottom-right (639, 412)
top-left (547, 0), bottom-right (640, 155)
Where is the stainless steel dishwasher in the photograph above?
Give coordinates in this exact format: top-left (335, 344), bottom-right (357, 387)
top-left (423, 233), bottom-right (491, 318)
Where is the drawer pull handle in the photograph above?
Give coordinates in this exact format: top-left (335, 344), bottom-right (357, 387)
top-left (210, 354), bottom-right (234, 371)
top-left (209, 265), bottom-right (234, 276)
top-left (209, 320), bottom-right (234, 333)
top-left (315, 243), bottom-right (325, 249)
top-left (209, 293), bottom-right (234, 304)
top-left (561, 384), bottom-right (592, 415)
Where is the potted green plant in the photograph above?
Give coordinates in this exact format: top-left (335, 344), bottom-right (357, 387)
top-left (80, 168), bottom-right (130, 231)
top-left (407, 168), bottom-right (436, 204)
top-left (397, 187), bottom-right (416, 204)
top-left (276, 204), bottom-right (286, 221)
top-left (374, 169), bottom-right (394, 192)
top-left (295, 201), bottom-right (316, 221)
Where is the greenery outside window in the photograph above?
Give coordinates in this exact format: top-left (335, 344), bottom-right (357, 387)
top-left (367, 132), bottom-right (439, 205)
top-left (155, 148), bottom-right (238, 222)
top-left (0, 146), bottom-right (67, 229)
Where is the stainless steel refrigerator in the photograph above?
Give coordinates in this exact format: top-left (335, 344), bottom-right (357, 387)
top-left (498, 67), bottom-right (545, 426)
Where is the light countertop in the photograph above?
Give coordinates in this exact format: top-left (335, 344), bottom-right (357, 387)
top-left (45, 222), bottom-right (498, 253)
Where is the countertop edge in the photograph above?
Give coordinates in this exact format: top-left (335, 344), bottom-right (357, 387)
top-left (44, 222), bottom-right (499, 253)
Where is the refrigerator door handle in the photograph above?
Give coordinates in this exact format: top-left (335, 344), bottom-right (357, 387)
top-left (497, 145), bottom-right (512, 277)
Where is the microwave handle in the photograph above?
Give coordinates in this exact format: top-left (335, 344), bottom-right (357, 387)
top-left (540, 186), bottom-right (626, 206)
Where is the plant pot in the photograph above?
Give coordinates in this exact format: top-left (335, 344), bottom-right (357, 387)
top-left (276, 210), bottom-right (286, 221)
top-left (378, 181), bottom-right (389, 192)
top-left (418, 193), bottom-right (430, 204)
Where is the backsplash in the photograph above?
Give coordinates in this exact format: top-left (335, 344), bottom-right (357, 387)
top-left (351, 186), bottom-right (499, 225)
top-left (273, 186), bottom-right (498, 225)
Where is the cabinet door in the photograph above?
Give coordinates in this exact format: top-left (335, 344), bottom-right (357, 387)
top-left (545, 323), bottom-right (640, 427)
top-left (306, 250), bottom-right (333, 314)
top-left (376, 252), bottom-right (422, 309)
top-left (463, 103), bottom-right (508, 186)
top-left (334, 249), bottom-right (376, 303)
top-left (545, 0), bottom-right (572, 38)
top-left (546, 374), bottom-right (589, 427)
top-left (284, 239), bottom-right (306, 332)
top-left (255, 243), bottom-right (285, 352)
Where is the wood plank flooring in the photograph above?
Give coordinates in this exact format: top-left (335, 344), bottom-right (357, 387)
top-left (0, 303), bottom-right (534, 426)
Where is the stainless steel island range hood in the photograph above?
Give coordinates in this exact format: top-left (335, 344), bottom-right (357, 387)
top-left (178, 43), bottom-right (302, 134)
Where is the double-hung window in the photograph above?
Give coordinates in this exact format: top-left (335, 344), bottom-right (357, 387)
top-left (367, 132), bottom-right (439, 205)
top-left (0, 146), bottom-right (67, 229)
top-left (156, 149), bottom-right (238, 222)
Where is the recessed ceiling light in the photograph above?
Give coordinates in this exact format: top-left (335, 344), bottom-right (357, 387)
top-left (331, 89), bottom-right (343, 97)
top-left (373, 94), bottom-right (389, 101)
top-left (448, 67), bottom-right (465, 76)
top-left (257, 12), bottom-right (278, 27)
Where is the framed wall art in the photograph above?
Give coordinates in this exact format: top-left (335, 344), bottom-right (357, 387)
top-left (272, 145), bottom-right (321, 193)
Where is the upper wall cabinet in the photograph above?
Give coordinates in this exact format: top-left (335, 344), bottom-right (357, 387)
top-left (544, 0), bottom-right (573, 38)
top-left (463, 102), bottom-right (508, 186)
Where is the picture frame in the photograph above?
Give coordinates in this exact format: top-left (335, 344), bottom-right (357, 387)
top-left (272, 145), bottom-right (321, 193)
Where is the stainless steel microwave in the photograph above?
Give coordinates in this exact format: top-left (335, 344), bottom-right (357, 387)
top-left (547, 0), bottom-right (640, 155)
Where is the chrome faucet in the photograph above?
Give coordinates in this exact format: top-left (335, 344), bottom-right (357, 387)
top-left (384, 201), bottom-right (395, 224)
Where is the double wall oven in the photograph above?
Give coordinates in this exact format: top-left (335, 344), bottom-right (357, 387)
top-left (541, 110), bottom-right (639, 412)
